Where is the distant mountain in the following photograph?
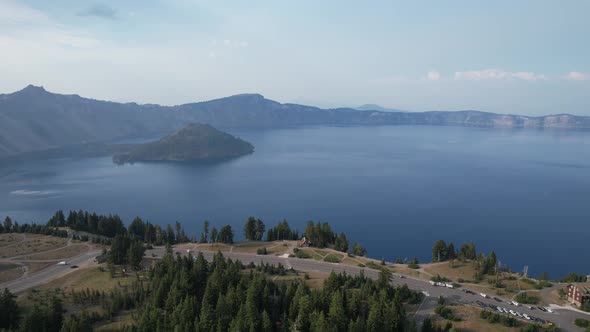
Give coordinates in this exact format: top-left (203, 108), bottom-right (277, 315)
top-left (1, 85), bottom-right (590, 158)
top-left (112, 123), bottom-right (254, 164)
top-left (0, 85), bottom-right (178, 156)
top-left (355, 104), bottom-right (403, 112)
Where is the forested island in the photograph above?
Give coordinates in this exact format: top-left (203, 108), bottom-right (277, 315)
top-left (112, 123), bottom-right (254, 164)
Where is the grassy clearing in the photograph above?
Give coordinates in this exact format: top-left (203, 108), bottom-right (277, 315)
top-left (323, 254), bottom-right (342, 263)
top-left (433, 305), bottom-right (521, 332)
top-left (0, 236), bottom-right (68, 259)
top-left (423, 261), bottom-right (479, 282)
top-left (0, 263), bottom-right (24, 283)
top-left (0, 233), bottom-right (25, 247)
top-left (35, 266), bottom-right (136, 293)
top-left (21, 244), bottom-right (89, 260)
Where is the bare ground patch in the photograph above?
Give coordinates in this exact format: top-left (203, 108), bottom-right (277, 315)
top-left (21, 244), bottom-right (89, 260)
top-left (0, 233), bottom-right (25, 247)
top-left (0, 263), bottom-right (24, 283)
top-left (0, 236), bottom-right (68, 259)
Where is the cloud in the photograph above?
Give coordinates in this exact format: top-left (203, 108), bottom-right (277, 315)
top-left (427, 71), bottom-right (441, 81)
top-left (222, 39), bottom-right (248, 48)
top-left (454, 69), bottom-right (545, 81)
top-left (78, 4), bottom-right (118, 20)
top-left (564, 71), bottom-right (588, 81)
top-left (0, 1), bottom-right (101, 50)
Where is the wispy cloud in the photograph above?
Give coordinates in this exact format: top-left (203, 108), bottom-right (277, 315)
top-left (564, 71), bottom-right (588, 81)
top-left (78, 4), bottom-right (118, 20)
top-left (454, 69), bottom-right (545, 81)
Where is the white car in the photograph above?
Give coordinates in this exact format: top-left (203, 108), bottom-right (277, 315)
top-left (430, 281), bottom-right (436, 286)
top-left (445, 283), bottom-right (454, 289)
top-left (512, 301), bottom-right (520, 306)
top-left (523, 314), bottom-right (531, 320)
top-left (546, 308), bottom-right (554, 313)
top-left (480, 293), bottom-right (488, 298)
top-left (57, 261), bottom-right (67, 265)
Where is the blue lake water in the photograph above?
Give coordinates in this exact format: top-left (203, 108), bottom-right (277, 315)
top-left (1, 125), bottom-right (589, 278)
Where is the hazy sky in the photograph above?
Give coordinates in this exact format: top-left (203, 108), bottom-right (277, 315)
top-left (1, 1), bottom-right (589, 115)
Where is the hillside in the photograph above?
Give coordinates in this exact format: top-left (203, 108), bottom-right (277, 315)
top-left (1, 85), bottom-right (590, 158)
top-left (112, 123), bottom-right (254, 164)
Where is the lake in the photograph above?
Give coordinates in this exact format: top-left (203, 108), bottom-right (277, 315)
top-left (1, 125), bottom-right (589, 278)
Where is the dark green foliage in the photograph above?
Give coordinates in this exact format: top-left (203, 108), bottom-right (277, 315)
top-left (303, 220), bottom-right (336, 248)
top-left (352, 242), bottom-right (367, 256)
top-left (293, 248), bottom-right (311, 259)
top-left (122, 252), bottom-right (420, 332)
top-left (217, 225), bottom-right (234, 244)
top-left (244, 217), bottom-right (265, 241)
top-left (210, 227), bottom-right (218, 243)
top-left (112, 123), bottom-right (254, 164)
top-left (458, 241), bottom-right (477, 260)
top-left (62, 210), bottom-right (126, 237)
top-left (434, 303), bottom-right (461, 322)
top-left (2, 213), bottom-right (68, 238)
top-left (431, 275), bottom-right (451, 283)
top-left (334, 232), bottom-right (349, 252)
top-left (0, 288), bottom-right (19, 330)
top-left (407, 258), bottom-right (420, 269)
top-left (128, 217), bottom-right (146, 241)
top-left (265, 219), bottom-right (299, 241)
top-left (514, 292), bottom-right (540, 305)
top-left (479, 310), bottom-right (520, 328)
top-left (108, 233), bottom-right (145, 267)
top-left (18, 296), bottom-right (64, 332)
top-left (59, 313), bottom-right (94, 332)
top-left (323, 254), bottom-right (341, 263)
top-left (575, 319), bottom-right (590, 328)
top-left (561, 272), bottom-right (588, 283)
top-left (432, 240), bottom-right (448, 262)
top-left (200, 220), bottom-right (209, 243)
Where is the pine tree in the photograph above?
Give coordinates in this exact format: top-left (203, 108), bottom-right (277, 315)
top-left (244, 217), bottom-right (256, 240)
top-left (328, 291), bottom-right (346, 331)
top-left (210, 227), bottom-right (218, 243)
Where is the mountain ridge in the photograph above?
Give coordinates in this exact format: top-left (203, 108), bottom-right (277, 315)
top-left (1, 85), bottom-right (589, 158)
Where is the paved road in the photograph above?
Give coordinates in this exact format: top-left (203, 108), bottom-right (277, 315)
top-left (3, 244), bottom-right (587, 331)
top-left (0, 250), bottom-right (101, 294)
top-left (154, 248), bottom-right (589, 332)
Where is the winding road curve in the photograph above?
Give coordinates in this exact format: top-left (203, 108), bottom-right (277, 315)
top-left (0, 249), bottom-right (101, 293)
top-left (1, 243), bottom-right (588, 331)
top-left (171, 249), bottom-right (589, 332)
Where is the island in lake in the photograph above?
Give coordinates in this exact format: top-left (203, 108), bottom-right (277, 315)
top-left (112, 123), bottom-right (254, 164)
